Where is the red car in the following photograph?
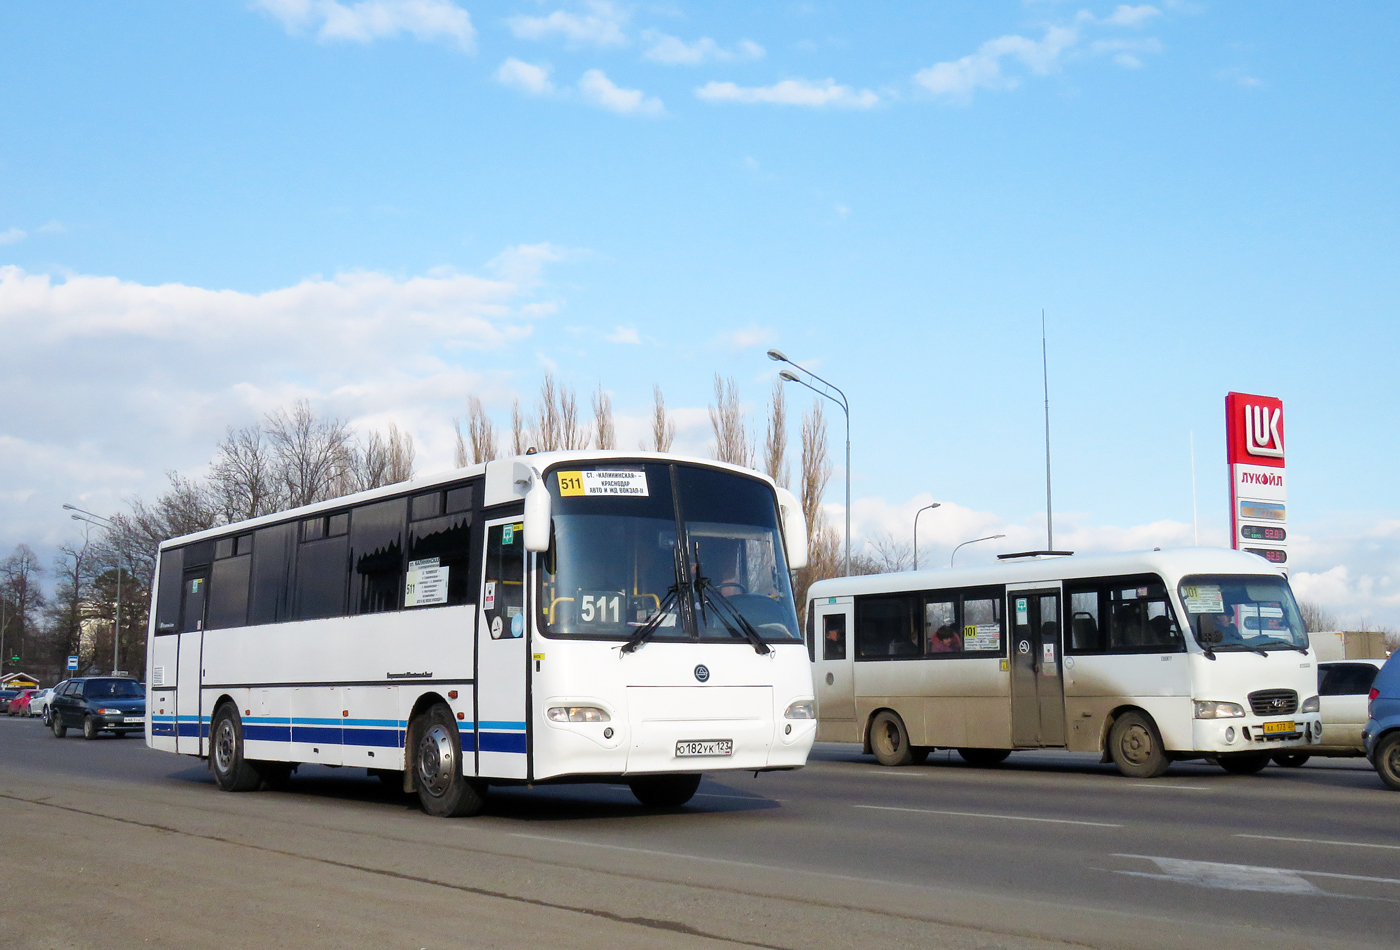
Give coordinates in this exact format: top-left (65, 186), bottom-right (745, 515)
top-left (7, 689), bottom-right (39, 716)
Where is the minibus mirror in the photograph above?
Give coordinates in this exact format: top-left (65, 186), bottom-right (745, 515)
top-left (1199, 627), bottom-right (1223, 644)
top-left (775, 486), bottom-right (808, 571)
top-left (523, 476), bottom-right (552, 553)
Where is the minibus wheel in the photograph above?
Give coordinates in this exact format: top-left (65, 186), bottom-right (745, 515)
top-left (1108, 711), bottom-right (1170, 778)
top-left (1373, 733), bottom-right (1400, 791)
top-left (958, 748), bottom-right (1011, 767)
top-left (1217, 751), bottom-right (1270, 775)
top-left (628, 773), bottom-right (702, 808)
top-left (412, 703), bottom-right (485, 817)
top-left (211, 704), bottom-right (263, 792)
top-left (1272, 752), bottom-right (1310, 768)
top-left (870, 711), bottom-right (915, 766)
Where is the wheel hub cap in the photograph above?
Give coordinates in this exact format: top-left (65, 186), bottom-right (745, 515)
top-left (418, 724), bottom-right (456, 797)
top-left (214, 720), bottom-right (235, 773)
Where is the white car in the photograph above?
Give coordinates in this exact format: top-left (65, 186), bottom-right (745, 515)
top-left (1274, 659), bottom-right (1386, 766)
top-left (30, 684), bottom-right (62, 722)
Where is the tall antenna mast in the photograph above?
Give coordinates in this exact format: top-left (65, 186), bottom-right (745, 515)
top-left (1190, 430), bottom-right (1199, 545)
top-left (1042, 309), bottom-right (1053, 551)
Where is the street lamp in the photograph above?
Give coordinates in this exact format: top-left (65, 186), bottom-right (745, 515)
top-left (950, 534), bottom-right (1007, 568)
top-left (769, 349), bottom-right (852, 576)
top-left (63, 504), bottom-right (124, 675)
top-left (912, 503), bottom-right (941, 571)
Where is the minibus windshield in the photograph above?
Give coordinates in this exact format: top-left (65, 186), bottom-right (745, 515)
top-left (1176, 574), bottom-right (1309, 653)
top-left (539, 462), bottom-right (801, 643)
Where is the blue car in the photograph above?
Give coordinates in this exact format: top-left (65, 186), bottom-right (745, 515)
top-left (1362, 652), bottom-right (1400, 790)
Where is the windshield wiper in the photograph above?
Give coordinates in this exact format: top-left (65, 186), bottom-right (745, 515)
top-left (621, 541), bottom-right (686, 655)
top-left (693, 574), bottom-right (771, 655)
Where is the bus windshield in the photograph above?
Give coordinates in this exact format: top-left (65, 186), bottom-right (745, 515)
top-left (539, 462), bottom-right (801, 643)
top-left (1176, 574), bottom-right (1309, 653)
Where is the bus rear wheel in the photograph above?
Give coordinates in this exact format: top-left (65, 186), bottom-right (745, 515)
top-left (870, 711), bottom-right (915, 766)
top-left (412, 703), bottom-right (485, 818)
top-left (211, 704), bottom-right (263, 792)
top-left (1108, 711), bottom-right (1171, 778)
top-left (958, 748), bottom-right (1011, 767)
top-left (628, 773), bottom-right (702, 808)
top-left (1217, 751), bottom-right (1270, 775)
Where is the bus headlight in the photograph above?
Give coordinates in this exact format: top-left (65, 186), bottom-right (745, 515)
top-left (547, 706), bottom-right (610, 723)
top-left (1300, 695), bottom-right (1320, 713)
top-left (784, 700), bottom-right (815, 720)
top-left (1193, 701), bottom-right (1245, 719)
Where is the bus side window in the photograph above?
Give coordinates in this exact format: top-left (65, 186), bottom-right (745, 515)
top-left (855, 596), bottom-right (912, 659)
top-left (248, 522), bottom-right (296, 625)
top-left (352, 498), bottom-right (408, 614)
top-left (924, 599), bottom-right (959, 655)
top-left (408, 511), bottom-right (474, 607)
top-left (823, 613), bottom-right (846, 661)
top-left (1068, 589), bottom-right (1104, 651)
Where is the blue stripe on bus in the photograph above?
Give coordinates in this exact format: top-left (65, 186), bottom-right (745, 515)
top-left (245, 723), bottom-right (292, 742)
top-left (342, 728), bottom-right (405, 748)
top-left (478, 731), bottom-right (528, 754)
top-left (478, 720), bottom-right (527, 731)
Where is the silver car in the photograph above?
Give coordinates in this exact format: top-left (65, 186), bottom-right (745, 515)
top-left (1274, 659), bottom-right (1385, 766)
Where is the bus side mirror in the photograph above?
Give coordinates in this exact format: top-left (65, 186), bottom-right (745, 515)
top-left (523, 477), bottom-right (552, 553)
top-left (775, 486), bottom-right (808, 571)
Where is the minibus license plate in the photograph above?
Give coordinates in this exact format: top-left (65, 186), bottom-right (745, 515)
top-left (1262, 720), bottom-right (1295, 735)
top-left (676, 739), bottom-right (732, 757)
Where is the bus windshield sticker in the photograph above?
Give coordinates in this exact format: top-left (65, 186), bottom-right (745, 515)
top-left (965, 624), bottom-right (1001, 651)
top-left (484, 581), bottom-right (496, 610)
top-left (1182, 585), bottom-right (1224, 613)
top-left (557, 469), bottom-right (649, 498)
top-left (502, 524), bottom-right (514, 545)
top-left (1015, 598), bottom-right (1028, 625)
top-left (405, 558), bottom-right (448, 607)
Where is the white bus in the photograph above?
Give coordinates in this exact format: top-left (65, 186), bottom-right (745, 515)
top-left (146, 452), bottom-right (816, 816)
top-left (806, 548), bottom-right (1321, 777)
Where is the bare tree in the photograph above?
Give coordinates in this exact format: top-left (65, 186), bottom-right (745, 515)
top-left (593, 385), bottom-right (616, 450)
top-left (535, 375), bottom-right (562, 451)
top-left (108, 472), bottom-right (222, 587)
top-left (709, 374), bottom-right (753, 467)
top-left (559, 381), bottom-right (590, 450)
top-left (793, 400), bottom-right (839, 626)
top-left (764, 380), bottom-right (789, 487)
top-left (385, 423), bottom-right (415, 483)
top-left (511, 399), bottom-right (527, 455)
top-left (452, 418), bottom-right (470, 468)
top-left (468, 396), bottom-right (498, 463)
top-left (1298, 601), bottom-right (1338, 633)
top-left (1, 544), bottom-right (45, 677)
top-left (210, 423), bottom-right (280, 522)
top-left (45, 537), bottom-right (98, 672)
top-left (643, 384), bottom-right (675, 452)
top-left (265, 400), bottom-right (355, 507)
top-left (355, 429), bottom-right (391, 490)
top-left (851, 533), bottom-right (914, 575)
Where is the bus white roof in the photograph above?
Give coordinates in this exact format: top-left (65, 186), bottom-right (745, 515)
top-left (806, 547), bottom-right (1287, 600)
top-left (157, 450), bottom-right (773, 551)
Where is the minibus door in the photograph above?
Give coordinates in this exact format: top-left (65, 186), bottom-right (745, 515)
top-left (812, 597), bottom-right (857, 742)
top-left (476, 516), bottom-right (528, 780)
top-left (175, 571), bottom-right (208, 755)
top-left (1009, 588), bottom-right (1067, 748)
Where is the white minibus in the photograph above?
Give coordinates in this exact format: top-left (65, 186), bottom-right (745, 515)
top-left (806, 548), bottom-right (1321, 777)
top-left (146, 452), bottom-right (816, 816)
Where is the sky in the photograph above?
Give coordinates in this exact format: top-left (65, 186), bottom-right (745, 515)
top-left (2, 1), bottom-right (1397, 626)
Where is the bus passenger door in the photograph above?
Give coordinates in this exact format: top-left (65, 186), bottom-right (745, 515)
top-left (812, 597), bottom-right (857, 742)
top-left (1009, 588), bottom-right (1067, 748)
top-left (477, 517), bottom-right (528, 780)
top-left (175, 571), bottom-right (208, 755)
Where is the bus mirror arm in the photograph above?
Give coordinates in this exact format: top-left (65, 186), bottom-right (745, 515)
top-left (775, 487), bottom-right (808, 571)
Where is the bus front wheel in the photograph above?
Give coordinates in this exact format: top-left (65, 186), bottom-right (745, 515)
top-left (1108, 711), bottom-right (1171, 778)
top-left (412, 704), bottom-right (485, 818)
top-left (870, 711), bottom-right (915, 767)
top-left (628, 773), bottom-right (701, 808)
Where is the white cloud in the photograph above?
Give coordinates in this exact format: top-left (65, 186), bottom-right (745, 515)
top-left (496, 58), bottom-right (554, 95)
top-left (254, 0), bottom-right (476, 50)
top-left (0, 227), bottom-right (27, 245)
top-left (715, 325), bottom-right (774, 350)
top-left (696, 78), bottom-right (879, 109)
top-left (606, 325), bottom-right (642, 344)
top-left (1091, 38), bottom-right (1163, 69)
top-left (1216, 67), bottom-right (1265, 89)
top-left (577, 69), bottom-right (664, 115)
top-left (913, 26), bottom-right (1078, 100)
top-left (37, 221), bottom-right (65, 235)
top-left (641, 32), bottom-right (764, 66)
top-left (1101, 4), bottom-right (1161, 27)
top-left (508, 1), bottom-right (628, 49)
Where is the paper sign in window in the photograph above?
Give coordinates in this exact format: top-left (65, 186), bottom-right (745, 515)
top-left (405, 558), bottom-right (448, 607)
top-left (556, 469), bottom-right (649, 497)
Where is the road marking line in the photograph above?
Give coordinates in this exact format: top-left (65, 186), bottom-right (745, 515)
top-left (853, 804), bottom-right (1120, 828)
top-left (694, 792), bottom-right (783, 802)
top-left (1235, 833), bottom-right (1400, 852)
top-left (1114, 854), bottom-right (1400, 888)
top-left (1132, 784), bottom-right (1209, 790)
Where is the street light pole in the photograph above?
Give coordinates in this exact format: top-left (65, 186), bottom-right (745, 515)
top-left (912, 503), bottom-right (941, 571)
top-left (950, 534), bottom-right (1007, 568)
top-left (769, 350), bottom-right (851, 576)
top-left (64, 505), bottom-right (123, 675)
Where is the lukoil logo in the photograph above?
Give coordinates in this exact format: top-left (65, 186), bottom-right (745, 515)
top-left (1244, 404), bottom-right (1284, 458)
top-left (1240, 471), bottom-right (1285, 487)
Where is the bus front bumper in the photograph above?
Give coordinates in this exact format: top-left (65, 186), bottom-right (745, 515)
top-left (1191, 713), bottom-right (1322, 754)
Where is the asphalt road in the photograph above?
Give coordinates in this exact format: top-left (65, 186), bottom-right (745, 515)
top-left (1, 714), bottom-right (1396, 950)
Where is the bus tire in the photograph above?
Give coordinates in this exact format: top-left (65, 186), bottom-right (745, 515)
top-left (870, 711), bottom-right (915, 766)
top-left (1108, 711), bottom-right (1170, 778)
top-left (1217, 751), bottom-right (1271, 775)
top-left (958, 748), bottom-right (1011, 767)
top-left (1373, 733), bottom-right (1400, 791)
top-left (1272, 752), bottom-right (1310, 768)
top-left (211, 704), bottom-right (262, 792)
top-left (412, 703), bottom-right (485, 818)
top-left (628, 773), bottom-right (702, 808)
top-left (909, 746), bottom-right (932, 764)
top-left (52, 714), bottom-right (67, 738)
